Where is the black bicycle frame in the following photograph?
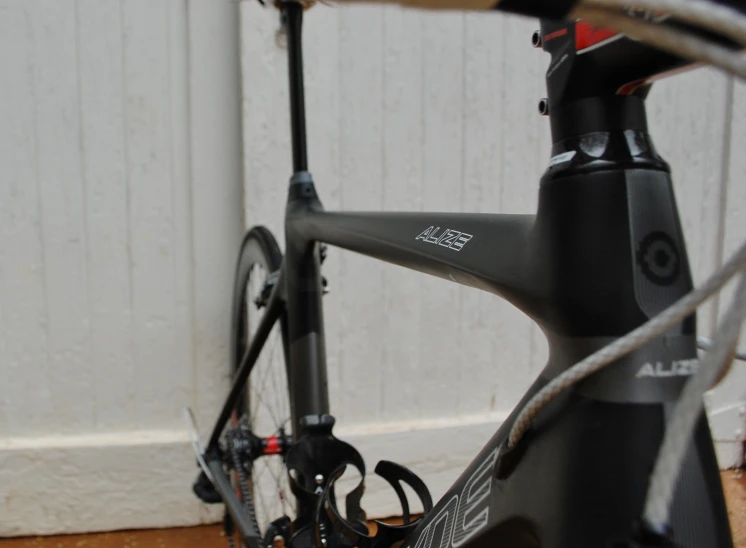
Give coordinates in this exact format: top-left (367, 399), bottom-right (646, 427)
top-left (205, 4), bottom-right (734, 547)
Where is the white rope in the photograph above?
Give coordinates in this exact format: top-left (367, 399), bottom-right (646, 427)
top-left (507, 238), bottom-right (746, 449)
top-left (572, 5), bottom-right (746, 82)
top-left (582, 0), bottom-right (746, 46)
top-left (644, 274), bottom-right (746, 528)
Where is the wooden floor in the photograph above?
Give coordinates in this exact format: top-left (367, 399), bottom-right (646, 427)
top-left (725, 470), bottom-right (746, 547)
top-left (3, 471), bottom-right (746, 547)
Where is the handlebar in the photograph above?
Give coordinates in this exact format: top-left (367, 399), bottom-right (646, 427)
top-left (337, 0), bottom-right (579, 19)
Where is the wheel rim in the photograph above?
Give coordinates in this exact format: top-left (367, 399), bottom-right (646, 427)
top-left (231, 259), bottom-right (294, 537)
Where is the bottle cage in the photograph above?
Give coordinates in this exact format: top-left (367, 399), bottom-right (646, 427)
top-left (319, 460), bottom-right (434, 548)
top-left (284, 417), bottom-right (433, 548)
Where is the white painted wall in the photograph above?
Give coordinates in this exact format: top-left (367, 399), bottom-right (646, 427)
top-left (0, 0), bottom-right (744, 538)
top-left (0, 0), bottom-right (242, 536)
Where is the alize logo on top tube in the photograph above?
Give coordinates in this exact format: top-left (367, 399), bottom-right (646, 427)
top-left (416, 227), bottom-right (473, 251)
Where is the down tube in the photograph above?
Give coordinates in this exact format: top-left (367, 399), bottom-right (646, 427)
top-left (288, 209), bottom-right (539, 312)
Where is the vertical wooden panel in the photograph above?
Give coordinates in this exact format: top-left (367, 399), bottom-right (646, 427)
top-left (706, 80), bottom-right (746, 450)
top-left (304, 5), bottom-right (343, 410)
top-left (496, 15), bottom-right (548, 408)
top-left (122, 0), bottom-right (189, 427)
top-left (1, 0), bottom-right (199, 437)
top-left (0, 1), bottom-right (53, 435)
top-left (240, 2), bottom-right (289, 241)
top-left (380, 6), bottom-right (424, 420)
top-left (722, 81), bottom-right (746, 281)
top-left (189, 0), bottom-right (244, 435)
top-left (305, 7), bottom-right (341, 208)
top-left (417, 11), bottom-right (465, 418)
top-left (168, 0), bottom-right (194, 427)
top-left (337, 4), bottom-right (386, 422)
top-left (459, 13), bottom-right (505, 416)
top-left (30, 0), bottom-right (92, 434)
top-left (723, 81), bottom-right (746, 344)
top-left (76, 0), bottom-right (135, 431)
top-left (499, 15), bottom-right (548, 212)
top-left (0, 0), bottom-right (248, 532)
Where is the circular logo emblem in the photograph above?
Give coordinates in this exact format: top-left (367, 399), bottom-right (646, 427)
top-left (637, 231), bottom-right (680, 286)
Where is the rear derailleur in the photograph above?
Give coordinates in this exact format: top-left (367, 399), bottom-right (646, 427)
top-left (192, 417), bottom-right (292, 547)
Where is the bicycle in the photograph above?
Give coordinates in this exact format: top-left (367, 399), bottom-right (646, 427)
top-left (184, 1), bottom-right (746, 547)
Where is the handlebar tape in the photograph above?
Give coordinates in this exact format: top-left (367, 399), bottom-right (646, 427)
top-left (493, 0), bottom-right (580, 19)
top-left (340, 0), bottom-right (580, 20)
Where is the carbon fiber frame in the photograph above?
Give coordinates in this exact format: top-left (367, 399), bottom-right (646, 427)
top-left (202, 3), bottom-right (735, 547)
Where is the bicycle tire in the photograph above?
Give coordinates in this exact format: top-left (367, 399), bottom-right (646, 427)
top-left (228, 226), bottom-right (294, 538)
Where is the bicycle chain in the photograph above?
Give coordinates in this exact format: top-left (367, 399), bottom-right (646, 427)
top-left (225, 513), bottom-right (237, 548)
top-left (226, 427), bottom-right (262, 548)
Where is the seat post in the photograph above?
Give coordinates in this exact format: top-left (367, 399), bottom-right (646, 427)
top-left (284, 2), bottom-right (308, 174)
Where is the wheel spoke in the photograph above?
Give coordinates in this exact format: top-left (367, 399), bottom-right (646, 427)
top-left (254, 466), bottom-right (271, 525)
top-left (251, 336), bottom-right (282, 430)
top-left (260, 330), bottom-right (277, 402)
top-left (232, 254), bottom-right (296, 533)
top-left (250, 367), bottom-right (270, 422)
top-left (264, 460), bottom-right (282, 517)
top-left (255, 459), bottom-right (273, 483)
top-left (269, 339), bottom-right (290, 433)
top-left (253, 380), bottom-right (282, 431)
top-left (250, 332), bottom-right (280, 411)
top-left (251, 349), bottom-right (273, 407)
top-left (266, 458), bottom-right (285, 496)
top-left (275, 460), bottom-right (291, 517)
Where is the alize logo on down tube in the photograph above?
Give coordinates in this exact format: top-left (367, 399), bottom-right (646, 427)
top-left (408, 449), bottom-right (498, 548)
top-left (415, 226), bottom-right (473, 252)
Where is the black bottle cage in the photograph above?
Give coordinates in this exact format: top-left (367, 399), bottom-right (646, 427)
top-left (285, 423), bottom-right (367, 527)
top-left (284, 416), bottom-right (433, 548)
top-left (317, 460), bottom-right (434, 548)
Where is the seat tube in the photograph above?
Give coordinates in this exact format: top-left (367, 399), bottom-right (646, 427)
top-left (284, 215), bottom-right (330, 438)
top-left (285, 2), bottom-right (308, 174)
top-left (283, 1), bottom-right (329, 437)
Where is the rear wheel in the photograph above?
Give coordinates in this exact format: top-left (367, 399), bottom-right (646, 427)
top-left (228, 227), bottom-right (294, 539)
